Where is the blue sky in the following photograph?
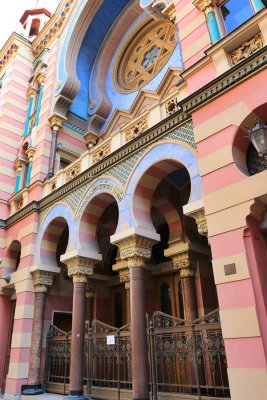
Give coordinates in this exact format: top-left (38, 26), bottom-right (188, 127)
top-left (0, 0), bottom-right (60, 48)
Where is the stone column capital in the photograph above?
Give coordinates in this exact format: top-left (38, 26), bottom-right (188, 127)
top-left (27, 86), bottom-right (36, 99)
top-left (31, 270), bottom-right (56, 293)
top-left (49, 114), bottom-right (67, 132)
top-left (114, 234), bottom-right (157, 268)
top-left (63, 255), bottom-right (95, 280)
top-left (119, 268), bottom-right (130, 290)
top-left (171, 251), bottom-right (197, 278)
top-left (86, 282), bottom-right (96, 298)
top-left (194, 0), bottom-right (215, 14)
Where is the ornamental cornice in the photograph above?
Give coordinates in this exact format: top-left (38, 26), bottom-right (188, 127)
top-left (31, 270), bottom-right (56, 292)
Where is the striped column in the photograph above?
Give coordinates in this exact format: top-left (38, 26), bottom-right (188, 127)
top-left (4, 282), bottom-right (35, 396)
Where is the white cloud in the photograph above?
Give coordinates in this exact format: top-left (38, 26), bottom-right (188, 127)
top-left (0, 0), bottom-right (60, 48)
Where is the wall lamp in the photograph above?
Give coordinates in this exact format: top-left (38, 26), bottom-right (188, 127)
top-left (247, 119), bottom-right (267, 159)
top-left (0, 274), bottom-right (11, 283)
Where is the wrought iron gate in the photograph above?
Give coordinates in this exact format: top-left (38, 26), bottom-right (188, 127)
top-left (148, 309), bottom-right (230, 399)
top-left (45, 309), bottom-right (229, 399)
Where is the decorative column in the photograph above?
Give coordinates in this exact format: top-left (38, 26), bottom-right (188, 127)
top-left (119, 268), bottom-right (131, 324)
top-left (24, 87), bottom-right (35, 137)
top-left (63, 255), bottom-right (95, 400)
top-left (195, 0), bottom-right (221, 44)
top-left (171, 251), bottom-right (198, 321)
top-left (34, 74), bottom-right (46, 127)
top-left (25, 148), bottom-right (35, 187)
top-left (48, 115), bottom-right (66, 178)
top-left (115, 234), bottom-right (156, 400)
top-left (254, 0), bottom-right (265, 11)
top-left (23, 270), bottom-right (56, 394)
top-left (14, 160), bottom-right (23, 193)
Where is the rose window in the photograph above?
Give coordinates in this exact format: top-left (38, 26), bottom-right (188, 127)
top-left (114, 20), bottom-right (176, 93)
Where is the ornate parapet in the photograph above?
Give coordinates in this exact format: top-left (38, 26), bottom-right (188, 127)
top-left (65, 161), bottom-right (81, 182)
top-left (125, 116), bottom-right (148, 142)
top-left (92, 140), bottom-right (111, 164)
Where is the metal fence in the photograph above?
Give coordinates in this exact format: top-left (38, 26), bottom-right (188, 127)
top-left (45, 309), bottom-right (229, 399)
top-left (149, 309), bottom-right (230, 399)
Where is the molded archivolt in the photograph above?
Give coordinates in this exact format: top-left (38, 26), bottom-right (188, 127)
top-left (116, 142), bottom-right (202, 234)
top-left (54, 0), bottom-right (133, 121)
top-left (1, 240), bottom-right (21, 274)
top-left (35, 204), bottom-right (74, 268)
top-left (54, 0), bottom-right (182, 132)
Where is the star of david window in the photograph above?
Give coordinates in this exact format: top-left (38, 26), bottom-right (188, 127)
top-left (114, 20), bottom-right (176, 93)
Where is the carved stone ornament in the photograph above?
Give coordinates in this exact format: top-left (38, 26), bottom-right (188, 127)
top-left (119, 268), bottom-right (130, 289)
top-left (125, 117), bottom-right (148, 142)
top-left (194, 0), bottom-right (214, 15)
top-left (171, 251), bottom-right (197, 277)
top-left (114, 234), bottom-right (157, 268)
top-left (31, 270), bottom-right (56, 293)
top-left (92, 141), bottom-right (111, 163)
top-left (231, 33), bottom-right (264, 66)
top-left (65, 162), bottom-right (81, 182)
top-left (188, 207), bottom-right (208, 236)
top-left (64, 256), bottom-right (95, 279)
top-left (86, 285), bottom-right (96, 299)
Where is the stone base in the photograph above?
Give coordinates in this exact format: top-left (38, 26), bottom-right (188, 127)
top-left (21, 385), bottom-right (43, 396)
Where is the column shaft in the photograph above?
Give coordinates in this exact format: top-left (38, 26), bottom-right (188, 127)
top-left (125, 288), bottom-right (131, 324)
top-left (28, 291), bottom-right (46, 385)
top-left (130, 266), bottom-right (149, 400)
top-left (69, 279), bottom-right (86, 396)
top-left (182, 276), bottom-right (198, 321)
top-left (207, 11), bottom-right (221, 44)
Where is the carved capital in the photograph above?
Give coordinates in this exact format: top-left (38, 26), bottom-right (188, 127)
top-left (86, 281), bottom-right (96, 298)
top-left (31, 270), bottom-right (56, 293)
top-left (119, 268), bottom-right (130, 289)
top-left (37, 73), bottom-right (46, 85)
top-left (27, 86), bottom-right (36, 99)
top-left (84, 132), bottom-right (98, 149)
top-left (64, 256), bottom-right (95, 278)
top-left (49, 114), bottom-right (66, 132)
top-left (114, 234), bottom-right (157, 268)
top-left (194, 0), bottom-right (215, 15)
top-left (171, 251), bottom-right (197, 278)
top-left (187, 207), bottom-right (208, 236)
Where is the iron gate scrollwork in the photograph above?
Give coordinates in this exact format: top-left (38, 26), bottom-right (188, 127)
top-left (148, 309), bottom-right (230, 399)
top-left (45, 310), bottom-right (229, 399)
top-left (88, 320), bottom-right (132, 398)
